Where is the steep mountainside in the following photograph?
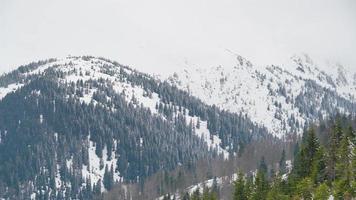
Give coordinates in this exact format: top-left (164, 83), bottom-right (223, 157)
top-left (0, 56), bottom-right (270, 199)
top-left (168, 53), bottom-right (356, 137)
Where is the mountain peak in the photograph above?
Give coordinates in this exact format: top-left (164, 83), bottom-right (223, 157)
top-left (291, 53), bottom-right (314, 65)
top-left (224, 49), bottom-right (253, 68)
top-left (290, 53), bottom-right (316, 74)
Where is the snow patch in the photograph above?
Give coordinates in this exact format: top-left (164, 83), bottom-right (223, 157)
top-left (81, 136), bottom-right (121, 191)
top-left (185, 115), bottom-right (229, 159)
top-left (0, 83), bottom-right (24, 100)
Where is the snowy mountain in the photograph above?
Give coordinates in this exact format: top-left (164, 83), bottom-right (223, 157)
top-left (0, 54), bottom-right (354, 199)
top-left (168, 53), bottom-right (356, 137)
top-left (0, 56), bottom-right (270, 199)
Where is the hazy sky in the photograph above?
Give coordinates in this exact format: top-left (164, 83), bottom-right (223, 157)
top-left (1, 0), bottom-right (355, 75)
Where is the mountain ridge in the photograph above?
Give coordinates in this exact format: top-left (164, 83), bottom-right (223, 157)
top-left (0, 55), bottom-right (272, 199)
top-left (168, 53), bottom-right (356, 137)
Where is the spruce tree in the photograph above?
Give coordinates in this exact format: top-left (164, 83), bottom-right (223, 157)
top-left (313, 183), bottom-right (330, 200)
top-left (244, 175), bottom-right (253, 200)
top-left (259, 156), bottom-right (268, 175)
top-left (310, 146), bottom-right (326, 184)
top-left (295, 178), bottom-right (313, 200)
top-left (327, 121), bottom-right (343, 182)
top-left (252, 170), bottom-right (269, 200)
top-left (103, 165), bottom-right (113, 190)
top-left (252, 159), bottom-right (269, 200)
top-left (336, 133), bottom-right (351, 181)
top-left (305, 127), bottom-right (319, 175)
top-left (279, 149), bottom-right (287, 175)
top-left (293, 128), bottom-right (320, 179)
top-left (334, 178), bottom-right (351, 200)
top-left (233, 171), bottom-right (247, 200)
top-left (266, 175), bottom-right (288, 200)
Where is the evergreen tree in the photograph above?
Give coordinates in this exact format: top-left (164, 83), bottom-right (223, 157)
top-left (233, 171), bottom-right (247, 200)
top-left (196, 118), bottom-right (200, 129)
top-left (305, 128), bottom-right (319, 175)
top-left (266, 175), bottom-right (288, 200)
top-left (346, 125), bottom-right (355, 140)
top-left (279, 149), bottom-right (287, 175)
top-left (103, 165), bottom-right (113, 190)
top-left (333, 125), bottom-right (352, 199)
top-left (295, 178), bottom-right (313, 200)
top-left (292, 143), bottom-right (308, 179)
top-left (334, 179), bottom-right (351, 200)
top-left (258, 156), bottom-right (268, 175)
top-left (327, 119), bottom-right (343, 181)
top-left (336, 133), bottom-right (351, 181)
top-left (310, 146), bottom-right (326, 184)
top-left (313, 183), bottom-right (330, 200)
top-left (252, 159), bottom-right (269, 200)
top-left (293, 127), bottom-right (320, 179)
top-left (244, 175), bottom-right (253, 200)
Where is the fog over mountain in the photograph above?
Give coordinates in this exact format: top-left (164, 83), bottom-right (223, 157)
top-left (1, 0), bottom-right (356, 76)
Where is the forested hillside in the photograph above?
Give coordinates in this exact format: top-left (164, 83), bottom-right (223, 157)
top-left (0, 56), bottom-right (274, 199)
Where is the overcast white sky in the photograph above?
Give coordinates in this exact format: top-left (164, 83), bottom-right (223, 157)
top-left (1, 0), bottom-right (355, 75)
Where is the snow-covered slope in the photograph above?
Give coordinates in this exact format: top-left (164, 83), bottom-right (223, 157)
top-left (0, 56), bottom-right (231, 195)
top-left (2, 54), bottom-right (354, 139)
top-left (20, 56), bottom-right (228, 159)
top-left (168, 53), bottom-right (356, 137)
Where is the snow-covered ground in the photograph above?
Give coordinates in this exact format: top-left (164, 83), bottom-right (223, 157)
top-left (81, 137), bottom-right (121, 191)
top-left (168, 53), bottom-right (356, 137)
top-left (0, 83), bottom-right (24, 100)
top-left (183, 114), bottom-right (229, 160)
top-left (156, 174), bottom-right (234, 200)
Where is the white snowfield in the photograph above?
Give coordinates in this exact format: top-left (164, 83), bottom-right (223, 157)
top-left (168, 53), bottom-right (356, 138)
